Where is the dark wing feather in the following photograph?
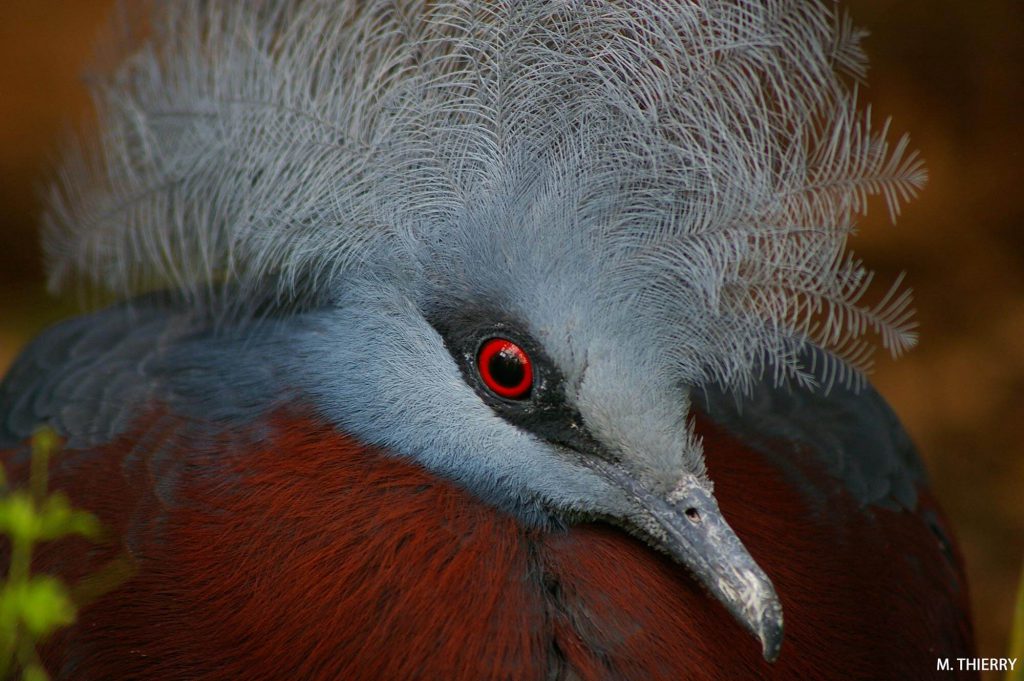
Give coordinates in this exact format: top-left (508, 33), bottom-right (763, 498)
top-left (694, 348), bottom-right (924, 512)
top-left (0, 301), bottom-right (291, 453)
top-left (1, 307), bottom-right (169, 451)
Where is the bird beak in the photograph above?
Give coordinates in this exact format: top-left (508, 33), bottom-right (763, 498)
top-left (588, 460), bottom-right (784, 662)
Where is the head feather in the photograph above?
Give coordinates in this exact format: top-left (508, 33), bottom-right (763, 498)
top-left (44, 0), bottom-right (925, 391)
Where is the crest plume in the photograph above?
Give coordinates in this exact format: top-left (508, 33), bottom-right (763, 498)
top-left (43, 0), bottom-right (925, 390)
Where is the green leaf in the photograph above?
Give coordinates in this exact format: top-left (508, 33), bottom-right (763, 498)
top-left (0, 585), bottom-right (22, 627)
top-left (0, 493), bottom-right (40, 543)
top-left (0, 424), bottom-right (95, 681)
top-left (4, 578), bottom-right (75, 638)
top-left (0, 493), bottom-right (100, 544)
top-left (34, 495), bottom-right (101, 542)
top-left (1009, 557), bottom-right (1024, 681)
top-left (23, 663), bottom-right (50, 681)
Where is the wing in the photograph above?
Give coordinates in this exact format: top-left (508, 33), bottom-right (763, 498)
top-left (0, 302), bottom-right (332, 678)
top-left (1, 298), bottom-right (306, 554)
top-left (693, 357), bottom-right (925, 512)
top-left (1, 306), bottom-right (164, 451)
top-left (1, 300), bottom-right (291, 451)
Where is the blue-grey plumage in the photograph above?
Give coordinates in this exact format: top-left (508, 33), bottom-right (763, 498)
top-left (0, 300), bottom-right (924, 516)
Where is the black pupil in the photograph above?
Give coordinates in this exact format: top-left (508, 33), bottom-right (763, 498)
top-left (489, 348), bottom-right (525, 388)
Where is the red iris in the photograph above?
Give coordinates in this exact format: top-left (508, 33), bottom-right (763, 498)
top-left (477, 338), bottom-right (533, 400)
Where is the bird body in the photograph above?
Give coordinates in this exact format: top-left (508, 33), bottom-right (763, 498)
top-left (2, 303), bottom-right (974, 679)
top-left (1, 0), bottom-right (976, 678)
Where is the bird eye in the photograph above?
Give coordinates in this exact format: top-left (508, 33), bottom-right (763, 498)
top-left (477, 338), bottom-right (533, 400)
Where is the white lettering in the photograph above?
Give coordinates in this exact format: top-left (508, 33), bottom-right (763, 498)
top-left (956, 658), bottom-right (1019, 672)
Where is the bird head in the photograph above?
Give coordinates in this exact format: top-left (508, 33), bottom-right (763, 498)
top-left (44, 0), bottom-right (925, 662)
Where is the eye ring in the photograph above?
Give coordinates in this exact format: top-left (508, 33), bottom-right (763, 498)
top-left (477, 338), bottom-right (533, 400)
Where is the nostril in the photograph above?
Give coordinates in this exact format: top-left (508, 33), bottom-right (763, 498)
top-left (685, 507), bottom-right (701, 523)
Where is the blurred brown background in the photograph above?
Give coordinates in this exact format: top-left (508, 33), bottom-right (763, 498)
top-left (0, 0), bottom-right (1021, 675)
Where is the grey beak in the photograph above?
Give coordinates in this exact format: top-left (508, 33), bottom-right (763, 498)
top-left (590, 462), bottom-right (784, 662)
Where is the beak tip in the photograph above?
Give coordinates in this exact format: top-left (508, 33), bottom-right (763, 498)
top-left (757, 606), bottom-right (784, 662)
top-left (760, 631), bottom-right (782, 663)
top-left (597, 466), bottom-right (788, 663)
